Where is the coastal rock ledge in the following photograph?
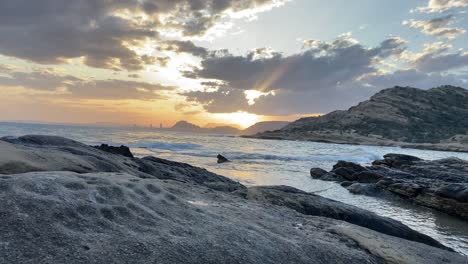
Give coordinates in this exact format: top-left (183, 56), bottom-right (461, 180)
top-left (0, 135), bottom-right (466, 263)
top-left (311, 154), bottom-right (468, 220)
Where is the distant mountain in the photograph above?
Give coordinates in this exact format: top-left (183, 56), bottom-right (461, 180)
top-left (204, 123), bottom-right (243, 130)
top-left (249, 86), bottom-right (468, 152)
top-left (170, 121), bottom-right (240, 134)
top-left (209, 126), bottom-right (241, 134)
top-left (242, 121), bottom-right (289, 135)
top-left (171, 121), bottom-right (201, 131)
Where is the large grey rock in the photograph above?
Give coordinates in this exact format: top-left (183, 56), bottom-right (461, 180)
top-left (0, 135), bottom-right (244, 192)
top-left (1, 172), bottom-right (464, 264)
top-left (243, 186), bottom-right (449, 250)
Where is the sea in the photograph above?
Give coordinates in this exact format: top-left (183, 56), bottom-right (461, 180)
top-left (1, 122), bottom-right (468, 255)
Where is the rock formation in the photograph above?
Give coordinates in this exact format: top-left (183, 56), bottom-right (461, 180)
top-left (249, 86), bottom-right (468, 152)
top-left (311, 153), bottom-right (468, 220)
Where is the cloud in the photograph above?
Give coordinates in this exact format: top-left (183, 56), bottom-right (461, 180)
top-left (414, 0), bottom-right (468, 13)
top-left (0, 68), bottom-right (174, 100)
top-left (403, 15), bottom-right (465, 39)
top-left (186, 34), bottom-right (407, 92)
top-left (402, 42), bottom-right (468, 72)
top-left (181, 33), bottom-right (468, 115)
top-left (181, 35), bottom-right (415, 114)
top-left (0, 0), bottom-right (286, 71)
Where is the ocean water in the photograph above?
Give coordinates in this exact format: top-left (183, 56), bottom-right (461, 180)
top-left (1, 122), bottom-right (468, 254)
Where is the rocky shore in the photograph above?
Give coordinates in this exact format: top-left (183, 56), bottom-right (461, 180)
top-left (0, 135), bottom-right (466, 263)
top-left (247, 86), bottom-right (468, 153)
top-left (311, 154), bottom-right (468, 220)
top-left (244, 130), bottom-right (468, 153)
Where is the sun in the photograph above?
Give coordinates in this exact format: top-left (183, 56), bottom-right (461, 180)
top-left (212, 111), bottom-right (260, 129)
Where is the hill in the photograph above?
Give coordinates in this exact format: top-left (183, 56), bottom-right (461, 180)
top-left (170, 121), bottom-right (291, 135)
top-left (170, 120), bottom-right (202, 131)
top-left (249, 86), bottom-right (468, 152)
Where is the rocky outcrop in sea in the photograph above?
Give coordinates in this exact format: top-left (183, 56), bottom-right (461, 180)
top-left (311, 153), bottom-right (468, 220)
top-left (0, 135), bottom-right (466, 263)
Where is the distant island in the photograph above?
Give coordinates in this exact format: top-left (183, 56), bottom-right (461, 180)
top-left (246, 85), bottom-right (468, 152)
top-left (169, 120), bottom-right (289, 135)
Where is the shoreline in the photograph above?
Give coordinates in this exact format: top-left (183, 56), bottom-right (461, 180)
top-left (242, 133), bottom-right (468, 153)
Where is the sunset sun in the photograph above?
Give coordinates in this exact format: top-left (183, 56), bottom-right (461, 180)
top-left (213, 111), bottom-right (260, 128)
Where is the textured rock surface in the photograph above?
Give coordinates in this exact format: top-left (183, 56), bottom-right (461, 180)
top-left (0, 135), bottom-right (466, 263)
top-left (312, 153), bottom-right (468, 220)
top-left (249, 86), bottom-right (468, 152)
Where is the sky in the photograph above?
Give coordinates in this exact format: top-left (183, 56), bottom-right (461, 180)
top-left (0, 0), bottom-right (467, 128)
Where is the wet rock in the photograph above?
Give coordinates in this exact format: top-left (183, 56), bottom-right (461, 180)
top-left (387, 183), bottom-right (423, 198)
top-left (372, 153), bottom-right (422, 168)
top-left (217, 154), bottom-right (230, 164)
top-left (436, 184), bottom-right (468, 203)
top-left (347, 183), bottom-right (379, 196)
top-left (310, 168), bottom-right (328, 178)
top-left (313, 154), bottom-right (468, 220)
top-left (333, 161), bottom-right (367, 173)
top-left (354, 171), bottom-right (383, 183)
top-left (333, 167), bottom-right (358, 181)
top-left (340, 181), bottom-right (354, 187)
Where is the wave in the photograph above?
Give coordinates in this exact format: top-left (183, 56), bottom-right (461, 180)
top-left (139, 147), bottom-right (382, 164)
top-left (130, 141), bottom-right (202, 151)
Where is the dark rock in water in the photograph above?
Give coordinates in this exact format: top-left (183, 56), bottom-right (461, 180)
top-left (217, 154), bottom-right (230, 163)
top-left (354, 171), bottom-right (383, 183)
top-left (313, 154), bottom-right (468, 220)
top-left (332, 167), bottom-right (359, 181)
top-left (93, 144), bottom-right (134, 158)
top-left (331, 161), bottom-right (368, 181)
top-left (372, 153), bottom-right (422, 168)
top-left (310, 168), bottom-right (328, 178)
top-left (333, 160), bottom-right (368, 173)
top-left (347, 183), bottom-right (379, 196)
top-left (340, 181), bottom-right (354, 187)
top-left (387, 182), bottom-right (423, 198)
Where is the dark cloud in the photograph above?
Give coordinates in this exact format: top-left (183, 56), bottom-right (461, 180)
top-left (408, 43), bottom-right (468, 72)
top-left (0, 0), bottom-right (284, 70)
top-left (412, 51), bottom-right (468, 73)
top-left (68, 79), bottom-right (173, 100)
top-left (186, 35), bottom-right (407, 92)
top-left (0, 68), bottom-right (174, 100)
top-left (159, 40), bottom-right (209, 57)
